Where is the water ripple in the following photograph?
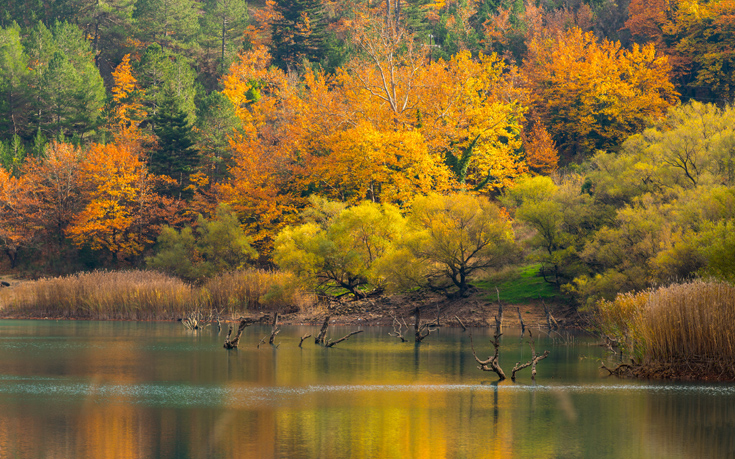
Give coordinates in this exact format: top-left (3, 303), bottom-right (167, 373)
top-left (0, 377), bottom-right (733, 408)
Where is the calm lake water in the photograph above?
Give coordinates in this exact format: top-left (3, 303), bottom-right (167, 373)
top-left (0, 320), bottom-right (733, 459)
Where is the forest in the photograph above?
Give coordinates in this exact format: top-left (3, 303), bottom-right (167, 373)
top-left (1, 0), bottom-right (735, 313)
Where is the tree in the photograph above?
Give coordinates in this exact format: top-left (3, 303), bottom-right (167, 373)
top-left (379, 193), bottom-right (517, 297)
top-left (66, 139), bottom-right (177, 264)
top-left (523, 27), bottom-right (678, 161)
top-left (0, 166), bottom-right (33, 267)
top-left (147, 204), bottom-right (257, 281)
top-left (0, 23), bottom-right (32, 141)
top-left (200, 0), bottom-right (249, 75)
top-left (502, 175), bottom-right (596, 287)
top-left (150, 90), bottom-right (200, 198)
top-left (270, 0), bottom-right (327, 70)
top-left (106, 54), bottom-right (147, 132)
top-left (274, 198), bottom-right (405, 299)
top-left (25, 22), bottom-right (105, 140)
top-left (134, 0), bottom-right (200, 51)
top-left (136, 44), bottom-right (197, 122)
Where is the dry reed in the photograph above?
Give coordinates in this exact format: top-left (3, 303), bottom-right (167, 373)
top-left (0, 269), bottom-right (314, 320)
top-left (198, 269), bottom-right (313, 314)
top-left (597, 279), bottom-right (735, 380)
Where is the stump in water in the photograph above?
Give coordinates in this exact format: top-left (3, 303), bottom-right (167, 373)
top-left (223, 318), bottom-right (256, 349)
top-left (388, 315), bottom-right (409, 342)
top-left (313, 315), bottom-right (363, 348)
top-left (511, 330), bottom-right (550, 380)
top-left (414, 306), bottom-right (440, 343)
top-left (315, 316), bottom-right (330, 345)
top-left (470, 331), bottom-right (506, 381)
top-left (494, 287), bottom-right (504, 334)
top-left (516, 307), bottom-right (526, 335)
top-left (544, 300), bottom-right (559, 330)
top-left (268, 312), bottom-right (280, 345)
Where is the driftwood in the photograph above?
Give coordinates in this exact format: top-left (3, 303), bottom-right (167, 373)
top-left (470, 331), bottom-right (506, 380)
top-left (388, 315), bottom-right (409, 342)
top-left (516, 307), bottom-right (526, 335)
top-left (600, 361), bottom-right (638, 377)
top-left (257, 312), bottom-right (281, 348)
top-left (298, 334), bottom-right (312, 348)
top-left (511, 330), bottom-right (550, 380)
top-left (414, 306), bottom-right (440, 342)
top-left (223, 318), bottom-right (256, 349)
top-left (183, 309), bottom-right (213, 331)
top-left (494, 288), bottom-right (504, 333)
top-left (326, 330), bottom-right (364, 347)
top-left (315, 316), bottom-right (330, 345)
top-left (455, 315), bottom-right (467, 332)
top-left (543, 300), bottom-right (559, 330)
top-left (268, 312), bottom-right (281, 345)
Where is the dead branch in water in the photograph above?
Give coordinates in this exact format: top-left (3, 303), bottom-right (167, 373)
top-left (470, 331), bottom-right (506, 380)
top-left (388, 314), bottom-right (409, 342)
top-left (223, 318), bottom-right (256, 349)
top-left (455, 315), bottom-right (467, 332)
top-left (516, 307), bottom-right (526, 335)
top-left (268, 312), bottom-right (280, 345)
top-left (543, 300), bottom-right (559, 330)
top-left (315, 316), bottom-right (330, 345)
top-left (494, 288), bottom-right (503, 333)
top-left (326, 330), bottom-right (364, 347)
top-left (298, 334), bottom-right (312, 348)
top-left (511, 330), bottom-right (550, 380)
top-left (600, 362), bottom-right (637, 377)
top-left (414, 306), bottom-right (441, 342)
top-left (183, 309), bottom-right (212, 330)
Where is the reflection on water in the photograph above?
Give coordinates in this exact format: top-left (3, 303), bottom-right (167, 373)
top-left (0, 321), bottom-right (733, 458)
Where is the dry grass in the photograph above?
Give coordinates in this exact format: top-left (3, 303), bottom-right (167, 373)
top-left (199, 269), bottom-right (314, 315)
top-left (0, 269), bottom-right (315, 320)
top-left (597, 280), bottom-right (735, 379)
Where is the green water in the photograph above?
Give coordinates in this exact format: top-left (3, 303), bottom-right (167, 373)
top-left (0, 320), bottom-right (733, 458)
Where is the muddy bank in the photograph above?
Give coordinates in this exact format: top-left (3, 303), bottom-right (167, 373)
top-left (265, 290), bottom-right (583, 330)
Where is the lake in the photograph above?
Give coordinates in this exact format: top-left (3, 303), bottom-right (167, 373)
top-left (0, 320), bottom-right (733, 458)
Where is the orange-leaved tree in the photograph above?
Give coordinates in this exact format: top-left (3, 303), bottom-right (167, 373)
top-left (106, 54), bottom-right (147, 134)
top-left (66, 138), bottom-right (179, 263)
top-left (524, 27), bottom-right (678, 162)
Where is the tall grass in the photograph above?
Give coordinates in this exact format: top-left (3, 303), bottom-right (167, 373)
top-left (597, 280), bottom-right (735, 379)
top-left (199, 269), bottom-right (313, 314)
top-left (0, 269), bottom-right (314, 320)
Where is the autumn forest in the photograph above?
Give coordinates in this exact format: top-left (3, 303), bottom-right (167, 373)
top-left (2, 0), bottom-right (735, 313)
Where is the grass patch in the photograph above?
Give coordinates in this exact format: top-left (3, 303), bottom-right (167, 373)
top-left (476, 264), bottom-right (560, 304)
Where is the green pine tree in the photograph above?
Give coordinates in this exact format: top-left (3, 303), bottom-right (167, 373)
top-left (270, 0), bottom-right (327, 71)
top-left (150, 91), bottom-right (200, 199)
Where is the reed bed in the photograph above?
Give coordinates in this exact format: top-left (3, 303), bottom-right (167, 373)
top-left (597, 280), bottom-right (735, 380)
top-left (0, 269), bottom-right (314, 320)
top-left (199, 269), bottom-right (313, 314)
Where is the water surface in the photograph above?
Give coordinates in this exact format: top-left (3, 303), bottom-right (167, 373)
top-left (0, 320), bottom-right (732, 458)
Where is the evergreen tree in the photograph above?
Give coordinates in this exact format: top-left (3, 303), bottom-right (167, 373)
top-left (195, 91), bottom-right (240, 184)
top-left (134, 0), bottom-right (200, 51)
top-left (271, 0), bottom-right (327, 70)
top-left (21, 22), bottom-right (105, 140)
top-left (137, 44), bottom-right (197, 123)
top-left (0, 23), bottom-right (32, 141)
top-left (200, 0), bottom-right (249, 76)
top-left (150, 90), bottom-right (200, 198)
